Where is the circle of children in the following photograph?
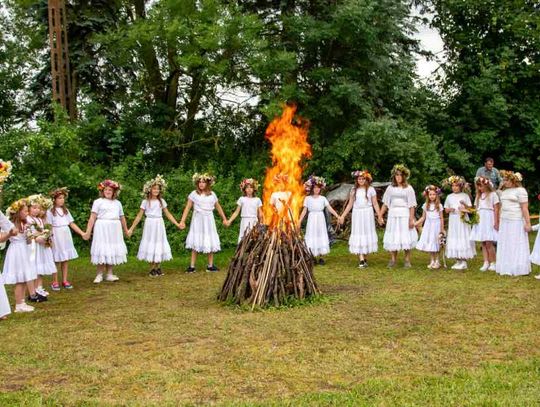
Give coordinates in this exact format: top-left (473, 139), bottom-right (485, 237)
top-left (0, 162), bottom-right (539, 318)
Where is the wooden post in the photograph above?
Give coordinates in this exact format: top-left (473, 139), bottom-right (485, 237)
top-left (48, 0), bottom-right (76, 120)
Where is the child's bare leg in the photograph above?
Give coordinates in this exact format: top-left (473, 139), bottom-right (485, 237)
top-left (190, 251), bottom-right (197, 267)
top-left (61, 261), bottom-right (69, 282)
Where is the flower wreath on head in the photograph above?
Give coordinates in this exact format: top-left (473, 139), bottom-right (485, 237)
top-left (474, 176), bottom-right (493, 188)
top-left (351, 170), bottom-right (373, 182)
top-left (442, 175), bottom-right (470, 192)
top-left (49, 187), bottom-right (69, 199)
top-left (422, 185), bottom-right (442, 197)
top-left (143, 174), bottom-right (167, 196)
top-left (98, 179), bottom-right (122, 192)
top-left (0, 159), bottom-right (13, 184)
top-left (239, 178), bottom-right (259, 192)
top-left (391, 164), bottom-right (411, 179)
top-left (6, 198), bottom-right (28, 218)
top-left (303, 175), bottom-right (326, 193)
top-left (500, 170), bottom-right (523, 183)
top-left (192, 172), bottom-right (216, 186)
top-left (27, 194), bottom-right (53, 211)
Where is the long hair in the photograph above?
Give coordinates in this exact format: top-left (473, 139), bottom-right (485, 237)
top-left (352, 175), bottom-right (371, 203)
top-left (52, 194), bottom-right (69, 217)
top-left (196, 181), bottom-right (212, 196)
top-left (391, 172), bottom-right (409, 187)
top-left (9, 205), bottom-right (27, 233)
top-left (145, 188), bottom-right (164, 207)
top-left (423, 186), bottom-right (442, 211)
top-left (474, 180), bottom-right (495, 206)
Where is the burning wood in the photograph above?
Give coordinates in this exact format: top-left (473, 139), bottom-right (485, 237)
top-left (218, 223), bottom-right (320, 308)
top-left (218, 104), bottom-right (321, 308)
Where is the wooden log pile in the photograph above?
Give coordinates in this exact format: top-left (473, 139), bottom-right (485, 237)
top-left (218, 224), bottom-right (321, 309)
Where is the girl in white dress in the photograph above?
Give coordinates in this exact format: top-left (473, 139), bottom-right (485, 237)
top-left (415, 185), bottom-right (445, 269)
top-left (496, 171), bottom-right (531, 276)
top-left (529, 194), bottom-right (540, 280)
top-left (471, 176), bottom-right (500, 271)
top-left (443, 176), bottom-right (476, 270)
top-left (179, 173), bottom-right (228, 273)
top-left (379, 164), bottom-right (418, 268)
top-left (340, 170), bottom-right (382, 268)
top-left (129, 175), bottom-right (179, 276)
top-left (47, 188), bottom-right (85, 290)
top-left (84, 180), bottom-right (129, 284)
top-left (26, 194), bottom-right (56, 298)
top-left (3, 199), bottom-right (47, 313)
top-left (0, 210), bottom-right (17, 319)
top-left (226, 178), bottom-right (263, 243)
top-left (299, 176), bottom-right (342, 264)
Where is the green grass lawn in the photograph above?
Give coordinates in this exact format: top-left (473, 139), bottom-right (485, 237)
top-left (0, 242), bottom-right (539, 406)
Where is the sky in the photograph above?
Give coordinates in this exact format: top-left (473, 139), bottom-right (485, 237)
top-left (412, 11), bottom-right (446, 81)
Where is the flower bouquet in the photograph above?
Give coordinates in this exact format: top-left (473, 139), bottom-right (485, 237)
top-left (460, 206), bottom-right (480, 226)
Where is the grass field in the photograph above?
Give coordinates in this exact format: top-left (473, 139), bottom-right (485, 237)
top-left (0, 242), bottom-right (539, 406)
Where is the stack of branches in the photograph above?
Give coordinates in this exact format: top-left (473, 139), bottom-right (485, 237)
top-left (218, 224), bottom-right (321, 309)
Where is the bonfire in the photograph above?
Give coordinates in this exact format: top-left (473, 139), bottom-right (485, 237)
top-left (218, 105), bottom-right (321, 308)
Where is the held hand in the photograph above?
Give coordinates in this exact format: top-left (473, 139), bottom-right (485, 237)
top-left (179, 221), bottom-right (186, 230)
top-left (525, 224), bottom-right (532, 233)
top-left (9, 228), bottom-right (18, 237)
top-left (377, 216), bottom-right (385, 226)
top-left (494, 223), bottom-right (499, 232)
top-left (223, 219), bottom-right (229, 227)
top-left (82, 233), bottom-right (89, 241)
top-left (409, 218), bottom-right (415, 229)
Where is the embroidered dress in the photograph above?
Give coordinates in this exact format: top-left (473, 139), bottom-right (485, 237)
top-left (137, 199), bottom-right (172, 263)
top-left (382, 185), bottom-right (418, 251)
top-left (185, 191), bottom-right (221, 253)
top-left (236, 196), bottom-right (262, 243)
top-left (348, 187), bottom-right (378, 255)
top-left (46, 209), bottom-right (78, 262)
top-left (416, 203), bottom-right (443, 253)
top-left (444, 193), bottom-right (476, 259)
top-left (90, 198), bottom-right (128, 265)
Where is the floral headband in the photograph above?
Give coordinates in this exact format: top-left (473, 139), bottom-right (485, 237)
top-left (6, 198), bottom-right (28, 218)
top-left (0, 159), bottom-right (12, 184)
top-left (27, 194), bottom-right (53, 210)
top-left (98, 179), bottom-right (122, 191)
top-left (304, 175), bottom-right (326, 192)
top-left (143, 174), bottom-right (167, 195)
top-left (49, 187), bottom-right (69, 199)
top-left (474, 176), bottom-right (494, 188)
top-left (351, 170), bottom-right (373, 182)
top-left (422, 185), bottom-right (442, 197)
top-left (500, 170), bottom-right (523, 183)
top-left (442, 175), bottom-right (470, 192)
top-left (391, 164), bottom-right (411, 178)
top-left (239, 178), bottom-right (259, 191)
top-left (192, 172), bottom-right (216, 186)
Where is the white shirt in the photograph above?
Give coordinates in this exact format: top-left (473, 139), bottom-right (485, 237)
top-left (189, 191), bottom-right (218, 214)
top-left (0, 210), bottom-right (14, 231)
top-left (476, 192), bottom-right (500, 211)
top-left (140, 198), bottom-right (167, 218)
top-left (237, 196), bottom-right (262, 218)
top-left (500, 187), bottom-right (528, 220)
top-left (444, 192), bottom-right (472, 217)
top-left (46, 208), bottom-right (74, 228)
top-left (382, 185), bottom-right (417, 217)
top-left (352, 187), bottom-right (376, 209)
top-left (303, 195), bottom-right (330, 212)
top-left (91, 198), bottom-right (124, 220)
top-left (422, 202), bottom-right (443, 220)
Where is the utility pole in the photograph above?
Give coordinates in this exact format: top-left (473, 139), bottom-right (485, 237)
top-left (47, 0), bottom-right (76, 119)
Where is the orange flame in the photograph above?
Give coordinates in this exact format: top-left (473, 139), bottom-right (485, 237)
top-left (262, 104), bottom-right (312, 228)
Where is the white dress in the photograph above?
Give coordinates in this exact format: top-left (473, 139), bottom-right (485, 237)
top-left (26, 216), bottom-right (56, 276)
top-left (530, 223), bottom-right (540, 265)
top-left (2, 228), bottom-right (36, 284)
top-left (185, 191), bottom-right (221, 253)
top-left (382, 185), bottom-right (418, 251)
top-left (444, 193), bottom-right (476, 259)
top-left (137, 199), bottom-right (172, 263)
top-left (497, 187), bottom-right (530, 276)
top-left (416, 203), bottom-right (443, 253)
top-left (0, 211), bottom-right (13, 317)
top-left (470, 192), bottom-right (499, 242)
top-left (90, 198), bottom-right (128, 265)
top-left (236, 196), bottom-right (262, 243)
top-left (303, 195), bottom-right (330, 256)
top-left (47, 208), bottom-right (78, 262)
top-left (349, 187), bottom-right (378, 255)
